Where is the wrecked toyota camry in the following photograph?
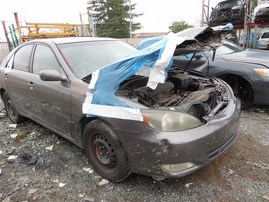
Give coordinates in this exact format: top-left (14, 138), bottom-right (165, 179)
top-left (0, 27), bottom-right (241, 182)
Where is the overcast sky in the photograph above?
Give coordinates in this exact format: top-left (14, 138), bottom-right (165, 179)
top-left (0, 0), bottom-right (221, 40)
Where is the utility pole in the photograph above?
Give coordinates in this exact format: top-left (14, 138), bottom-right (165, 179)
top-left (244, 0), bottom-right (253, 48)
top-left (201, 0), bottom-right (210, 27)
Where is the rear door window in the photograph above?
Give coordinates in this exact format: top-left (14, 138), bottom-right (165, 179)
top-left (13, 45), bottom-right (33, 72)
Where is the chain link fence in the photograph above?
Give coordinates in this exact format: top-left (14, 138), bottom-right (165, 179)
top-left (0, 42), bottom-right (10, 63)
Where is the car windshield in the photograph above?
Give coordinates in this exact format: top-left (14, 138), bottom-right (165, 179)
top-left (215, 40), bottom-right (243, 55)
top-left (58, 40), bottom-right (137, 79)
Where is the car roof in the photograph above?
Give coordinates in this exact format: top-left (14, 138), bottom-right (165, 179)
top-left (26, 37), bottom-right (118, 45)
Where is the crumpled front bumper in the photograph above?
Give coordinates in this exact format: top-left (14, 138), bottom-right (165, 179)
top-left (115, 97), bottom-right (241, 179)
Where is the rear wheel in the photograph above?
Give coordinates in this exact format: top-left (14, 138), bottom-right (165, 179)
top-left (3, 92), bottom-right (24, 123)
top-left (83, 120), bottom-right (130, 182)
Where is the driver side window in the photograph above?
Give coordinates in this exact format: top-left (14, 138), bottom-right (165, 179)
top-left (33, 45), bottom-right (62, 74)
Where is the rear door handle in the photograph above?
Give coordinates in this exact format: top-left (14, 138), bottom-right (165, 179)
top-left (4, 73), bottom-right (8, 79)
top-left (28, 81), bottom-right (35, 89)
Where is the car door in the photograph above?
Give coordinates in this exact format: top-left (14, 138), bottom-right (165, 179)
top-left (27, 43), bottom-right (72, 138)
top-left (4, 44), bottom-right (33, 116)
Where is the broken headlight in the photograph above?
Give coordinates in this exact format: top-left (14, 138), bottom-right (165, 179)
top-left (141, 110), bottom-right (202, 132)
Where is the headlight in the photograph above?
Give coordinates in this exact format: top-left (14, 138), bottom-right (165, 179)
top-left (141, 110), bottom-right (202, 132)
top-left (254, 69), bottom-right (269, 76)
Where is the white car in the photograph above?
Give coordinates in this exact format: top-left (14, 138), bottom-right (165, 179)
top-left (258, 31), bottom-right (269, 49)
top-left (253, 0), bottom-right (269, 22)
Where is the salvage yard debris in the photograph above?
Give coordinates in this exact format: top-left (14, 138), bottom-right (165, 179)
top-left (10, 134), bottom-right (18, 139)
top-left (83, 167), bottom-right (94, 174)
top-left (28, 188), bottom-right (38, 195)
top-left (52, 179), bottom-right (60, 183)
top-left (45, 145), bottom-right (54, 151)
top-left (9, 124), bottom-right (17, 128)
top-left (6, 152), bottom-right (50, 168)
top-left (98, 179), bottom-right (109, 186)
top-left (185, 183), bottom-right (193, 188)
top-left (58, 183), bottom-right (66, 187)
top-left (0, 112), bottom-right (5, 118)
top-left (7, 155), bottom-right (18, 160)
top-left (228, 169), bottom-right (235, 175)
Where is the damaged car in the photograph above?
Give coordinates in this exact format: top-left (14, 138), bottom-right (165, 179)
top-left (173, 39), bottom-right (269, 105)
top-left (253, 0), bottom-right (269, 22)
top-left (209, 0), bottom-right (245, 26)
top-left (0, 27), bottom-right (241, 182)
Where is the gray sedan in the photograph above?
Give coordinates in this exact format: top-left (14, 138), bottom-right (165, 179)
top-left (174, 40), bottom-right (269, 105)
top-left (0, 35), bottom-right (240, 182)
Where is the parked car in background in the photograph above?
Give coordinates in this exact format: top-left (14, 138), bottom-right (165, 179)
top-left (209, 0), bottom-right (245, 26)
top-left (253, 0), bottom-right (269, 22)
top-left (136, 28), bottom-right (269, 105)
top-left (0, 29), bottom-right (241, 182)
top-left (173, 40), bottom-right (269, 105)
top-left (258, 31), bottom-right (269, 49)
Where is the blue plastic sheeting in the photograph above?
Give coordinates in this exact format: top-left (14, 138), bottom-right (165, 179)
top-left (212, 23), bottom-right (234, 31)
top-left (84, 33), bottom-right (186, 115)
top-left (134, 35), bottom-right (165, 50)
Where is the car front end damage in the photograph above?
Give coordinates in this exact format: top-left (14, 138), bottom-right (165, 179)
top-left (111, 76), bottom-right (241, 179)
top-left (82, 27), bottom-right (241, 179)
top-left (209, 0), bottom-right (244, 26)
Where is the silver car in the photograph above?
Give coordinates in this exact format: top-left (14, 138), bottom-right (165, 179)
top-left (0, 30), bottom-right (241, 182)
top-left (258, 31), bottom-right (269, 50)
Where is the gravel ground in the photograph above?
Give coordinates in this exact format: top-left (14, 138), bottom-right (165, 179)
top-left (0, 100), bottom-right (269, 202)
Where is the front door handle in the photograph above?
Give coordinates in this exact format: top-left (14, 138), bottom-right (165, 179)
top-left (4, 73), bottom-right (8, 80)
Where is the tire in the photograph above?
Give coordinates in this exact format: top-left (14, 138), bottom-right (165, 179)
top-left (3, 92), bottom-right (24, 123)
top-left (83, 119), bottom-right (130, 182)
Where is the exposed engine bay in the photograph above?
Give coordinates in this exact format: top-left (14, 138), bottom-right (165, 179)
top-left (118, 67), bottom-right (229, 120)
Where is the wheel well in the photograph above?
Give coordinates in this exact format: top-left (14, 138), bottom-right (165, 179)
top-left (219, 73), bottom-right (254, 104)
top-left (79, 116), bottom-right (117, 147)
top-left (79, 116), bottom-right (96, 145)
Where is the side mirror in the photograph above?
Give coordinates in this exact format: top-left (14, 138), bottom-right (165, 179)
top-left (39, 70), bottom-right (67, 82)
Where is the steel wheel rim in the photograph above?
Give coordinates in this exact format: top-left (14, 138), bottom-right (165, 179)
top-left (90, 133), bottom-right (117, 172)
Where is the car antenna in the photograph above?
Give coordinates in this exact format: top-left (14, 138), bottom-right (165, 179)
top-left (183, 53), bottom-right (196, 73)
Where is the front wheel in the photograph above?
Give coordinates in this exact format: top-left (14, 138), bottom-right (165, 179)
top-left (83, 120), bottom-right (130, 182)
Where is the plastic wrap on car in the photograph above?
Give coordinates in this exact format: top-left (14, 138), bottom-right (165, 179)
top-left (82, 33), bottom-right (186, 120)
